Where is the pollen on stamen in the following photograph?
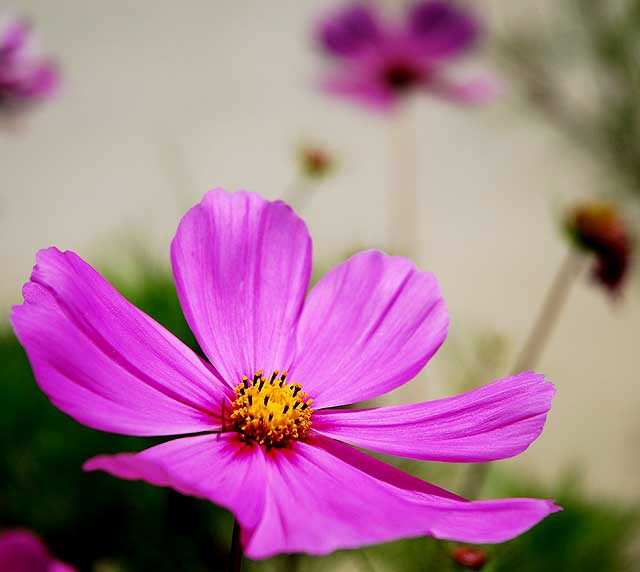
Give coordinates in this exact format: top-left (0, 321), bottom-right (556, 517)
top-left (230, 370), bottom-right (313, 448)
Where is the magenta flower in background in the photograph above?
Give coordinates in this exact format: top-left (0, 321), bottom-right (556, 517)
top-left (12, 189), bottom-right (559, 559)
top-left (315, 1), bottom-right (496, 111)
top-left (0, 15), bottom-right (59, 115)
top-left (0, 529), bottom-right (75, 572)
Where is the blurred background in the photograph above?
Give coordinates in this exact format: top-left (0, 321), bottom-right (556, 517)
top-left (1, 0), bottom-right (639, 570)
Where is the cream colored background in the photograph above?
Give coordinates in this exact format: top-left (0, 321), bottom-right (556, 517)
top-left (1, 1), bottom-right (638, 500)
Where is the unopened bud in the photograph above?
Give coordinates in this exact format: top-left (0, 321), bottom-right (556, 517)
top-left (450, 545), bottom-right (488, 570)
top-left (565, 200), bottom-right (632, 296)
top-left (299, 145), bottom-right (334, 180)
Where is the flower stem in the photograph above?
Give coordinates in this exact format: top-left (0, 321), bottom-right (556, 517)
top-left (356, 548), bottom-right (378, 572)
top-left (284, 553), bottom-right (301, 572)
top-left (228, 519), bottom-right (243, 572)
top-left (461, 248), bottom-right (584, 499)
top-left (389, 102), bottom-right (419, 261)
top-left (512, 248), bottom-right (584, 372)
top-left (282, 177), bottom-right (315, 213)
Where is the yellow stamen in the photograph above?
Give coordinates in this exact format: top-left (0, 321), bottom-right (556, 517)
top-left (230, 370), bottom-right (313, 448)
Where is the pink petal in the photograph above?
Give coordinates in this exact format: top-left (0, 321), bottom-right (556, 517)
top-left (0, 529), bottom-right (75, 572)
top-left (313, 373), bottom-right (555, 462)
top-left (171, 189), bottom-right (312, 387)
top-left (83, 434), bottom-right (558, 559)
top-left (0, 530), bottom-right (50, 572)
top-left (320, 71), bottom-right (398, 111)
top-left (407, 1), bottom-right (481, 60)
top-left (291, 251), bottom-right (448, 408)
top-left (83, 433), bottom-right (267, 533)
top-left (315, 3), bottom-right (385, 59)
top-left (49, 563), bottom-right (76, 572)
top-left (11, 248), bottom-right (227, 436)
top-left (250, 437), bottom-right (559, 558)
top-left (428, 74), bottom-right (501, 105)
top-left (0, 17), bottom-right (29, 55)
top-left (14, 60), bottom-right (60, 98)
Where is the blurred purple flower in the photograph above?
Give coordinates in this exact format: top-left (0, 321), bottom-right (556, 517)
top-left (12, 189), bottom-right (559, 559)
top-left (0, 15), bottom-right (59, 115)
top-left (315, 1), bottom-right (495, 111)
top-left (318, 4), bottom-right (384, 57)
top-left (0, 530), bottom-right (75, 572)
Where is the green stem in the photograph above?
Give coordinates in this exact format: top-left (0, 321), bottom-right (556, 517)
top-left (356, 549), bottom-right (377, 572)
top-left (389, 102), bottom-right (419, 261)
top-left (282, 177), bottom-right (315, 212)
top-left (228, 519), bottom-right (243, 572)
top-left (461, 248), bottom-right (584, 499)
top-left (284, 553), bottom-right (301, 572)
top-left (512, 248), bottom-right (584, 373)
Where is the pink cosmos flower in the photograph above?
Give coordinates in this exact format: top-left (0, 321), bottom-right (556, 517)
top-left (12, 189), bottom-right (559, 559)
top-left (315, 1), bottom-right (496, 111)
top-left (0, 15), bottom-right (59, 114)
top-left (0, 529), bottom-right (75, 572)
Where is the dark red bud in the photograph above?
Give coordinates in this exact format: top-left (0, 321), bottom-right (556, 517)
top-left (450, 546), bottom-right (488, 570)
top-left (565, 201), bottom-right (633, 296)
top-left (299, 146), bottom-right (334, 179)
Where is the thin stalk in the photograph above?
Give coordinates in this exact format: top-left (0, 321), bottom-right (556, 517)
top-left (154, 133), bottom-right (197, 213)
top-left (284, 553), bottom-right (301, 572)
top-left (389, 102), bottom-right (419, 261)
top-left (282, 178), bottom-right (315, 212)
top-left (355, 549), bottom-right (378, 572)
top-left (228, 519), bottom-right (243, 572)
top-left (461, 248), bottom-right (584, 499)
top-left (512, 248), bottom-right (584, 372)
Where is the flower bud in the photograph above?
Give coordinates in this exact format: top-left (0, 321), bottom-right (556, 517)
top-left (565, 201), bottom-right (632, 296)
top-left (450, 545), bottom-right (488, 570)
top-left (299, 145), bottom-right (334, 180)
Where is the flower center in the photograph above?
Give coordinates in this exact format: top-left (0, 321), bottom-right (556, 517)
top-left (230, 370), bottom-right (313, 448)
top-left (382, 61), bottom-right (421, 92)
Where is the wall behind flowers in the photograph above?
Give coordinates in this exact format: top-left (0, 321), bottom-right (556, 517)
top-left (1, 0), bottom-right (639, 512)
